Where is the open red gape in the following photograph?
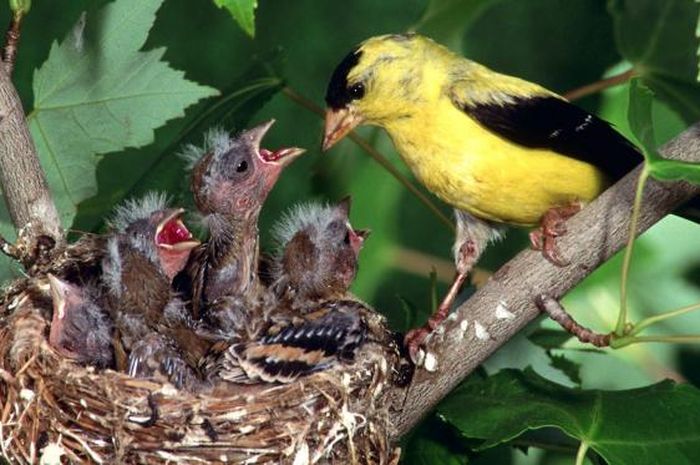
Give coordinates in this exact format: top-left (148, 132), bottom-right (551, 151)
top-left (156, 217), bottom-right (193, 246)
top-left (259, 147), bottom-right (300, 163)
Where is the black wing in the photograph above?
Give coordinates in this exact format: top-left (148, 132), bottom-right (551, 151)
top-left (233, 301), bottom-right (368, 383)
top-left (458, 95), bottom-right (643, 182)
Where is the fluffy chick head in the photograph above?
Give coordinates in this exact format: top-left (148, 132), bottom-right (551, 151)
top-left (323, 33), bottom-right (454, 150)
top-left (270, 197), bottom-right (369, 301)
top-left (181, 120), bottom-right (304, 219)
top-left (106, 192), bottom-right (200, 282)
top-left (47, 274), bottom-right (113, 367)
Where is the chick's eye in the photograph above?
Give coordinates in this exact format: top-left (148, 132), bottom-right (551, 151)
top-left (348, 82), bottom-right (365, 100)
top-left (343, 230), bottom-right (351, 245)
top-left (236, 160), bottom-right (248, 173)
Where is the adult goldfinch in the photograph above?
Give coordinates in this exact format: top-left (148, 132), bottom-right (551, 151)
top-left (322, 33), bottom-right (642, 358)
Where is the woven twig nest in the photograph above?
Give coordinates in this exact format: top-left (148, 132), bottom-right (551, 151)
top-left (0, 286), bottom-right (402, 464)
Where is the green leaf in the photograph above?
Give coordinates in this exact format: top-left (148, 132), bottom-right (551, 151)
top-left (628, 78), bottom-right (700, 183)
top-left (439, 369), bottom-right (700, 465)
top-left (402, 415), bottom-right (470, 465)
top-left (214, 0), bottom-right (257, 37)
top-left (27, 0), bottom-right (218, 227)
top-left (610, 0), bottom-right (700, 122)
top-left (9, 0), bottom-right (30, 14)
top-left (548, 353), bottom-right (582, 386)
top-left (414, 0), bottom-right (496, 51)
top-left (627, 79), bottom-right (661, 162)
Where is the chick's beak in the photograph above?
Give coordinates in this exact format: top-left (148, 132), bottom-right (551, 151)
top-left (155, 209), bottom-right (200, 252)
top-left (243, 119), bottom-right (276, 149)
top-left (322, 107), bottom-right (363, 151)
top-left (47, 273), bottom-right (69, 320)
top-left (259, 147), bottom-right (306, 167)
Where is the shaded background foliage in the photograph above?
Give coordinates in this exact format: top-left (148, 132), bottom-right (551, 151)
top-left (1, 0), bottom-right (700, 463)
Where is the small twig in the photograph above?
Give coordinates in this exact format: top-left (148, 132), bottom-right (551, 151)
top-left (2, 11), bottom-right (23, 76)
top-left (563, 68), bottom-right (635, 101)
top-left (535, 294), bottom-right (610, 347)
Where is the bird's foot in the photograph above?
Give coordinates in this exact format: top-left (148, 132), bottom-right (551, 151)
top-left (529, 203), bottom-right (583, 266)
top-left (404, 270), bottom-right (469, 364)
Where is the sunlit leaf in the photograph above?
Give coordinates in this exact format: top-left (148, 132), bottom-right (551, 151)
top-left (27, 0), bottom-right (218, 228)
top-left (213, 0), bottom-right (257, 37)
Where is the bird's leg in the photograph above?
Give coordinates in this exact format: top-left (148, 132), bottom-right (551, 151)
top-left (529, 202), bottom-right (583, 266)
top-left (404, 211), bottom-right (499, 363)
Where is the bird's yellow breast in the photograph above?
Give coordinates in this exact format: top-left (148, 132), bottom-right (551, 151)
top-left (383, 99), bottom-right (608, 226)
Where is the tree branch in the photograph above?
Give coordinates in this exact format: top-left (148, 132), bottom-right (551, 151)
top-left (0, 59), bottom-right (61, 241)
top-left (389, 123), bottom-right (700, 438)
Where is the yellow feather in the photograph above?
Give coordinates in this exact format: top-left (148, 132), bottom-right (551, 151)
top-left (349, 34), bottom-right (609, 226)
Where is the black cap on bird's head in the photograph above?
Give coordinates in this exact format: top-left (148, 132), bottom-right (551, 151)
top-left (271, 197), bottom-right (370, 299)
top-left (109, 193), bottom-right (200, 281)
top-left (183, 120), bottom-right (305, 218)
top-left (323, 33), bottom-right (428, 151)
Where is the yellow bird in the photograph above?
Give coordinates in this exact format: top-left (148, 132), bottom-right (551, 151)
top-left (321, 33), bottom-right (642, 357)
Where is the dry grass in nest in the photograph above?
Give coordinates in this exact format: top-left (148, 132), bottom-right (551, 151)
top-left (0, 288), bottom-right (401, 465)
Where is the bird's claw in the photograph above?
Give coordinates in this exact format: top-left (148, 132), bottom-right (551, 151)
top-left (529, 203), bottom-right (582, 266)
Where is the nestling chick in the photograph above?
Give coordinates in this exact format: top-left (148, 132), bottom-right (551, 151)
top-left (178, 120), bottom-right (304, 327)
top-left (47, 273), bottom-right (113, 368)
top-left (268, 197), bottom-right (369, 311)
top-left (102, 193), bottom-right (203, 388)
top-left (323, 33), bottom-right (643, 358)
top-left (221, 300), bottom-right (368, 383)
top-left (209, 199), bottom-right (393, 384)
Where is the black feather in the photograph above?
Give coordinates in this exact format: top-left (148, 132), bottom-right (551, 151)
top-left (462, 96), bottom-right (643, 181)
top-left (262, 308), bottom-right (366, 356)
top-left (325, 48), bottom-right (362, 109)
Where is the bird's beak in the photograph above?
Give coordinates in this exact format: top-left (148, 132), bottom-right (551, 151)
top-left (338, 195), bottom-right (352, 215)
top-left (155, 208), bottom-right (200, 253)
top-left (249, 119), bottom-right (306, 167)
top-left (322, 107), bottom-right (363, 151)
top-left (259, 146), bottom-right (306, 167)
top-left (244, 119), bottom-right (276, 149)
top-left (47, 273), bottom-right (68, 320)
top-left (355, 228), bottom-right (371, 241)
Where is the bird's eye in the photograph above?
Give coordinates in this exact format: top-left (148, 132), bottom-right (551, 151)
top-left (343, 230), bottom-right (351, 245)
top-left (236, 160), bottom-right (248, 173)
top-left (348, 82), bottom-right (365, 100)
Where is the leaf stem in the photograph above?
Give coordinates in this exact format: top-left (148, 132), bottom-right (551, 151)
top-left (615, 166), bottom-right (649, 336)
top-left (611, 334), bottom-right (700, 349)
top-left (630, 302), bottom-right (700, 336)
top-left (563, 68), bottom-right (635, 102)
top-left (574, 441), bottom-right (589, 465)
top-left (281, 86), bottom-right (455, 231)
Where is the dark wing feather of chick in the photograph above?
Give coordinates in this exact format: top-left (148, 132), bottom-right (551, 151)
top-left (452, 90), bottom-right (643, 182)
top-left (223, 302), bottom-right (368, 383)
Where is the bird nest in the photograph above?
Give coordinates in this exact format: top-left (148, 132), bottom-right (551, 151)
top-left (0, 287), bottom-right (402, 465)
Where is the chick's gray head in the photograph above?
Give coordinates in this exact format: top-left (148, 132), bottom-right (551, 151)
top-left (271, 197), bottom-right (369, 300)
top-left (107, 192), bottom-right (200, 281)
top-left (47, 274), bottom-right (114, 367)
top-left (182, 120), bottom-right (304, 219)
